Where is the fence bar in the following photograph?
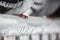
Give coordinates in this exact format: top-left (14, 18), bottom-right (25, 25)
top-left (0, 37), bottom-right (4, 40)
top-left (4, 36), bottom-right (15, 40)
top-left (42, 34), bottom-right (48, 40)
top-left (20, 35), bottom-right (29, 40)
top-left (31, 34), bottom-right (40, 40)
top-left (59, 34), bottom-right (60, 40)
top-left (50, 34), bottom-right (56, 40)
top-left (15, 36), bottom-right (20, 40)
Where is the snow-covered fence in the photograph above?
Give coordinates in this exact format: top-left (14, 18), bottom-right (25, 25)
top-left (0, 33), bottom-right (60, 40)
top-left (0, 14), bottom-right (60, 40)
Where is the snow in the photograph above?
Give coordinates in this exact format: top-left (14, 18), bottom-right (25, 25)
top-left (0, 14), bottom-right (60, 36)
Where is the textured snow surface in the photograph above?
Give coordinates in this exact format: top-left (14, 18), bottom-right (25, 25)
top-left (0, 14), bottom-right (60, 36)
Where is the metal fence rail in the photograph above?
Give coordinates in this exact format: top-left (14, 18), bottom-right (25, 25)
top-left (0, 33), bottom-right (60, 40)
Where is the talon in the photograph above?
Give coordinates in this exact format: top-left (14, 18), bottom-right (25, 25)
top-left (17, 14), bottom-right (28, 19)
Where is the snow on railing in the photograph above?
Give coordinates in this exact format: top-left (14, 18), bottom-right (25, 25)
top-left (0, 14), bottom-right (60, 40)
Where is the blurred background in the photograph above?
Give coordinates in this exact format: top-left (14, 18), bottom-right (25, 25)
top-left (0, 0), bottom-right (60, 17)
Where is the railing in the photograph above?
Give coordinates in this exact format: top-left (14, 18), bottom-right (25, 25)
top-left (0, 14), bottom-right (60, 40)
top-left (0, 33), bottom-right (60, 40)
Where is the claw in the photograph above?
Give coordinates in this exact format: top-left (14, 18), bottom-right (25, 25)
top-left (17, 14), bottom-right (28, 19)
